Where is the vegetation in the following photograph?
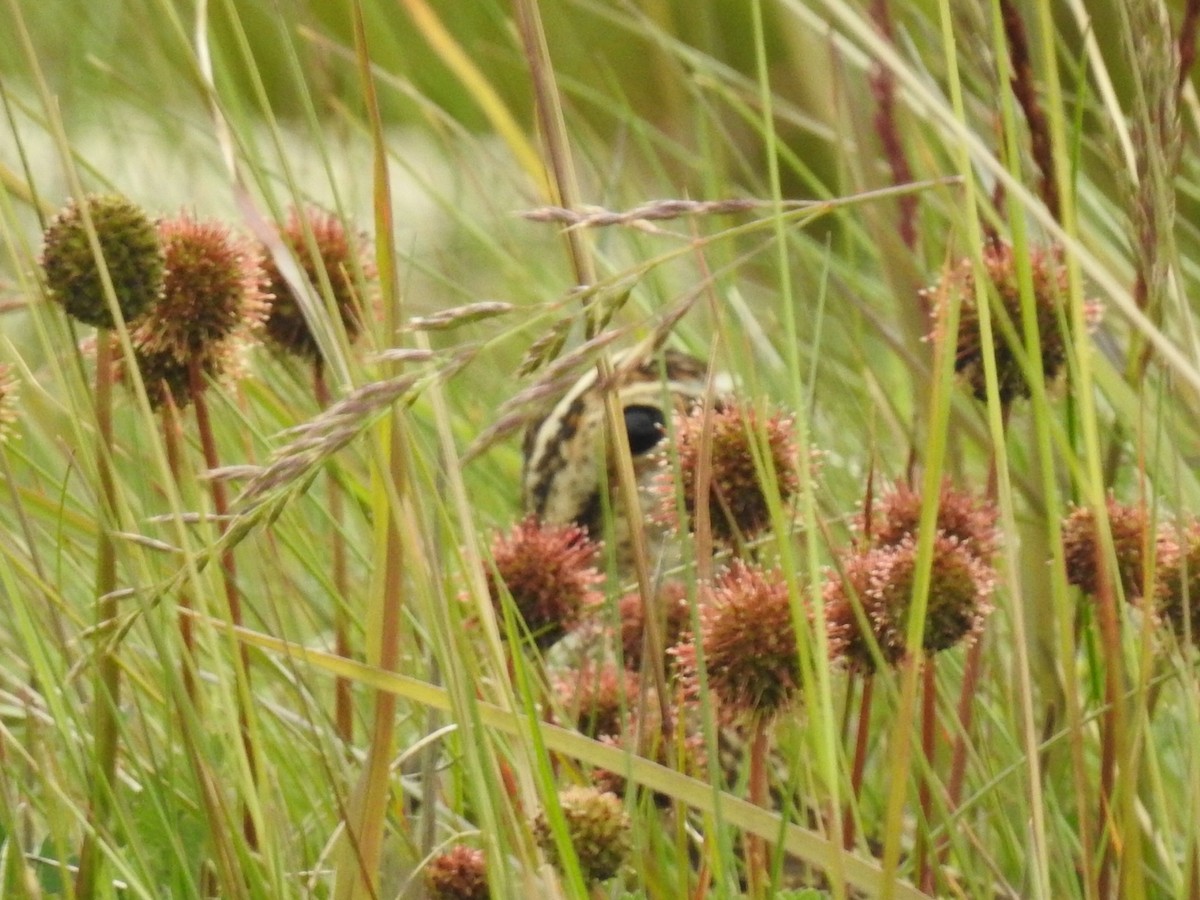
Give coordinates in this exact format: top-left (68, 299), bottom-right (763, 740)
top-left (3, 0), bottom-right (1200, 897)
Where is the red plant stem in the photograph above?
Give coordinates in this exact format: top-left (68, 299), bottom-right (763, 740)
top-left (189, 361), bottom-right (258, 849)
top-left (691, 853), bottom-right (712, 900)
top-left (746, 721), bottom-right (771, 899)
top-left (161, 399), bottom-right (197, 701)
top-left (868, 0), bottom-right (919, 252)
top-left (314, 365), bottom-right (353, 744)
top-left (946, 639), bottom-right (984, 809)
top-left (843, 674), bottom-right (874, 850)
top-left (999, 0), bottom-right (1060, 221)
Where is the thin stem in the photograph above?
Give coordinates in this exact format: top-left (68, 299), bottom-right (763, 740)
top-left (844, 674), bottom-right (874, 850)
top-left (74, 335), bottom-right (119, 900)
top-left (1096, 575), bottom-right (1123, 900)
top-left (161, 398), bottom-right (197, 702)
top-left (945, 638), bottom-right (984, 806)
top-left (918, 658), bottom-right (938, 894)
top-left (945, 448), bottom-right (1002, 814)
top-left (334, 2), bottom-right (406, 896)
top-left (315, 364), bottom-right (353, 744)
top-left (746, 721), bottom-right (771, 900)
top-left (511, 0), bottom-right (674, 743)
top-left (189, 360), bottom-right (258, 850)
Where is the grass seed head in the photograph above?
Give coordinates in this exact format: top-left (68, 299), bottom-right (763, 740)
top-left (0, 364), bottom-right (18, 442)
top-left (867, 480), bottom-right (999, 560)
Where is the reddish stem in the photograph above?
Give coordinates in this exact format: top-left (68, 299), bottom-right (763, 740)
top-left (189, 360), bottom-right (257, 849)
top-left (161, 399), bottom-right (197, 701)
top-left (746, 721), bottom-right (771, 899)
top-left (868, 0), bottom-right (919, 253)
top-left (844, 675), bottom-right (874, 850)
top-left (314, 364), bottom-right (353, 744)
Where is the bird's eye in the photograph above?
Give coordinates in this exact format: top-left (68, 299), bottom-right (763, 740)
top-left (622, 404), bottom-right (666, 455)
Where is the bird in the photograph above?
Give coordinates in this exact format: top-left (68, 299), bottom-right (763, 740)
top-left (521, 347), bottom-right (717, 573)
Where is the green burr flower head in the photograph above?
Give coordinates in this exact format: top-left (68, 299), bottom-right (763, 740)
top-left (534, 786), bottom-right (631, 884)
top-left (41, 194), bottom-right (164, 329)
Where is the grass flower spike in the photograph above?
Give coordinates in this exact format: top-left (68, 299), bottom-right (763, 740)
top-left (0, 364), bottom-right (17, 442)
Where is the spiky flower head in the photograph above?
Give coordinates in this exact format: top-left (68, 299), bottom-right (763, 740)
top-left (261, 206), bottom-right (372, 360)
top-left (554, 663), bottom-right (643, 739)
top-left (1062, 496), bottom-right (1156, 600)
top-left (924, 241), bottom-right (1098, 404)
top-left (121, 342), bottom-right (232, 411)
top-left (656, 402), bottom-right (799, 546)
top-left (617, 580), bottom-right (692, 671)
top-left (135, 214), bottom-right (269, 365)
top-left (865, 480), bottom-right (998, 560)
top-left (1155, 522), bottom-right (1200, 644)
top-left (823, 550), bottom-right (882, 672)
top-left (672, 561), bottom-right (801, 723)
top-left (425, 845), bottom-right (489, 900)
top-left (487, 516), bottom-right (604, 649)
top-left (41, 194), bottom-right (163, 329)
top-left (826, 535), bottom-right (995, 671)
top-left (533, 785), bottom-right (631, 884)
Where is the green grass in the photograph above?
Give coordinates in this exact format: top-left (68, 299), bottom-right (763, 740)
top-left (3, 0), bottom-right (1200, 897)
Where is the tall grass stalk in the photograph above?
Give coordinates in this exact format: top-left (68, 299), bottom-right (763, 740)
top-left (332, 4), bottom-right (405, 897)
top-left (73, 332), bottom-right (119, 900)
